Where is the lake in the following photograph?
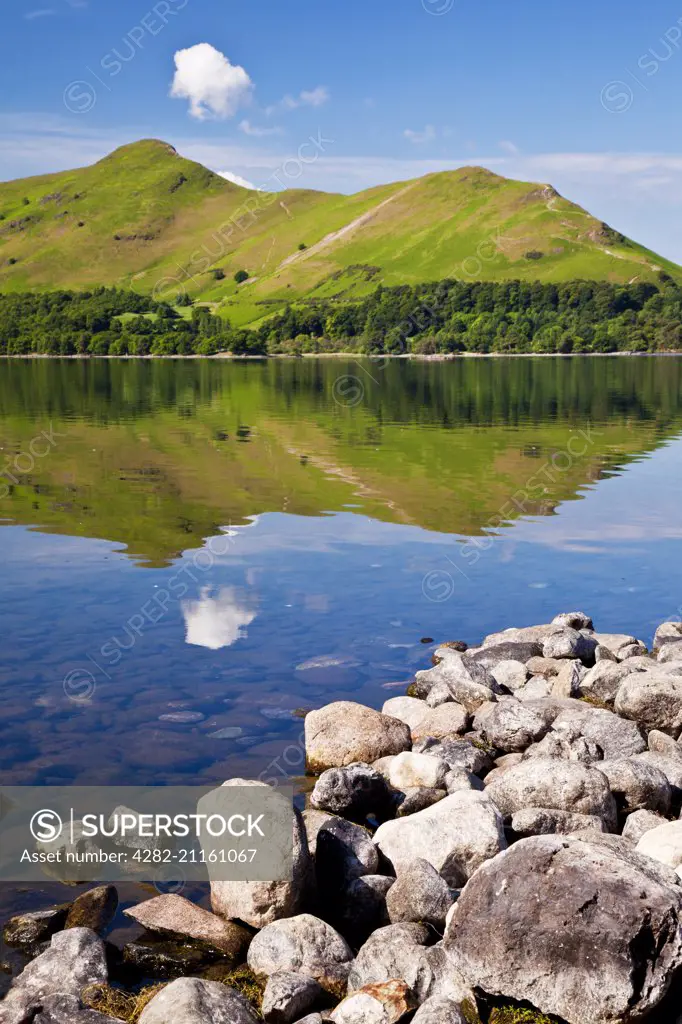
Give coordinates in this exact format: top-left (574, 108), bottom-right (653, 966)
top-left (1, 355), bottom-right (682, 956)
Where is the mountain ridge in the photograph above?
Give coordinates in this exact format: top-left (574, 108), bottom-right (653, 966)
top-left (0, 138), bottom-right (679, 325)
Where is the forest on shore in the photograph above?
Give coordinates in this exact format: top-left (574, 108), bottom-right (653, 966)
top-left (2, 275), bottom-right (682, 356)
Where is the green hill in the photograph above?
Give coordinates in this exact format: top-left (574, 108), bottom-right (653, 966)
top-left (1, 138), bottom-right (679, 325)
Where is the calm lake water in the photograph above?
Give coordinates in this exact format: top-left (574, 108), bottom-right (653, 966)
top-left (1, 355), bottom-right (682, 960)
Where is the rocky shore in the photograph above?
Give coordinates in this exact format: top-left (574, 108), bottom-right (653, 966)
top-left (5, 613), bottom-right (682, 1024)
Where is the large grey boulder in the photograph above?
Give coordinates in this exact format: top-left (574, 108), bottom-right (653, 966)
top-left (481, 624), bottom-right (561, 647)
top-left (2, 928), bottom-right (108, 1023)
top-left (123, 894), bottom-right (251, 958)
top-left (211, 801), bottom-right (311, 929)
top-left (654, 621), bottom-right (682, 650)
top-left (310, 763), bottom-right (391, 819)
top-left (486, 757), bottom-right (617, 830)
top-left (415, 655), bottom-right (501, 713)
top-left (445, 835), bottom-right (682, 1024)
top-left (542, 628), bottom-right (597, 663)
top-left (305, 702), bottom-right (411, 771)
top-left (410, 703), bottom-right (469, 742)
top-left (381, 696), bottom-right (428, 730)
top-left (329, 980), bottom-right (415, 1023)
top-left (388, 751), bottom-right (450, 790)
top-left (488, 659), bottom-right (529, 692)
top-left (469, 642), bottom-right (542, 669)
top-left (138, 978), bottom-right (259, 1024)
top-left (552, 611), bottom-right (594, 630)
top-left (373, 790), bottom-right (506, 886)
top-left (579, 660), bottom-right (646, 705)
top-left (597, 758), bottom-right (671, 815)
top-left (659, 640), bottom-right (682, 663)
top-left (247, 915), bottom-right (353, 996)
top-left (385, 858), bottom-right (455, 929)
top-left (633, 751), bottom-right (682, 797)
top-left (262, 972), bottom-right (325, 1024)
top-left (590, 632), bottom-right (648, 660)
top-left (474, 699), bottom-right (550, 753)
top-left (615, 673), bottom-right (682, 737)
top-left (523, 723), bottom-right (602, 764)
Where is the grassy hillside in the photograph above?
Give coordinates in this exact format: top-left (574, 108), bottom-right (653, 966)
top-left (1, 139), bottom-right (680, 325)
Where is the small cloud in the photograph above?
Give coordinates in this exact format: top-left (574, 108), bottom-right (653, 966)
top-left (218, 169), bottom-right (258, 190)
top-left (266, 85), bottom-right (329, 115)
top-left (239, 119), bottom-right (283, 138)
top-left (182, 587), bottom-right (257, 650)
top-left (170, 43), bottom-right (253, 121)
top-left (404, 125), bottom-right (437, 145)
top-left (24, 8), bottom-right (56, 18)
top-left (499, 140), bottom-right (520, 156)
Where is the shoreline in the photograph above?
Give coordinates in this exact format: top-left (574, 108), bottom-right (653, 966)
top-left (2, 350), bottom-right (682, 361)
top-left (4, 612), bottom-right (682, 1024)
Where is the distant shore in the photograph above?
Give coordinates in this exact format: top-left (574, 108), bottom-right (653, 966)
top-left (3, 351), bottom-right (682, 361)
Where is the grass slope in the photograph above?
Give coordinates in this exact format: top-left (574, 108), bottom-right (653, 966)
top-left (1, 139), bottom-right (680, 325)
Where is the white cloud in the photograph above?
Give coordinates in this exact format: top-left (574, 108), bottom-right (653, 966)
top-left (218, 169), bottom-right (258, 189)
top-left (24, 8), bottom-right (56, 19)
top-left (266, 85), bottom-right (329, 115)
top-left (404, 125), bottom-right (437, 145)
top-left (182, 587), bottom-right (256, 650)
top-left (170, 43), bottom-right (253, 120)
top-left (239, 119), bottom-right (283, 138)
top-left (499, 139), bottom-right (520, 156)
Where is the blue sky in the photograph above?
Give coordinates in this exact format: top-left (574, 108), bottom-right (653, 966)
top-left (4, 0), bottom-right (682, 260)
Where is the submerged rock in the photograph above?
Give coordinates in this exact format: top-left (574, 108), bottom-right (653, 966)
top-left (65, 886), bottom-right (118, 934)
top-left (123, 894), bottom-right (251, 958)
top-left (3, 904), bottom-right (70, 949)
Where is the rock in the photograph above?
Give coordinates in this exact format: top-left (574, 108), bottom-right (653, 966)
top-left (412, 737), bottom-right (493, 776)
top-left (396, 787), bottom-right (447, 816)
top-left (659, 640), bottom-right (682, 663)
top-left (381, 696), bottom-right (427, 729)
top-left (310, 763), bottom-right (392, 819)
top-left (432, 641), bottom-right (468, 661)
top-left (122, 937), bottom-right (219, 977)
top-left (591, 632), bottom-right (648, 660)
top-left (410, 704), bottom-right (469, 742)
top-left (262, 972), bottom-right (325, 1024)
top-left (511, 807), bottom-right (605, 837)
top-left (654, 622), bottom-right (682, 650)
top-left (247, 915), bottom-right (353, 997)
top-left (551, 660), bottom-right (584, 698)
top-left (3, 904), bottom-right (70, 948)
top-left (2, 928), bottom-right (108, 1022)
top-left (334, 875), bottom-right (393, 943)
top-left (649, 729), bottom-right (682, 757)
top-left (211, 796), bottom-right (311, 929)
top-left (385, 858), bottom-right (454, 929)
top-left (371, 756), bottom-right (396, 781)
top-left (523, 723), bottom-right (602, 764)
top-left (615, 673), bottom-right (682, 737)
top-left (515, 676), bottom-right (553, 699)
top-left (30, 993), bottom-right (125, 1023)
top-left (542, 628), bottom-right (597, 663)
top-left (552, 611), bottom-right (594, 630)
top-left (637, 821), bottom-right (682, 879)
top-left (598, 758), bottom-right (671, 815)
top-left (330, 980), bottom-right (415, 1024)
top-left (622, 809), bottom-right (669, 844)
top-left (303, 811), bottom-right (379, 887)
top-left (444, 768), bottom-right (484, 794)
top-left (138, 977), bottom-right (259, 1024)
top-left (486, 758), bottom-right (617, 830)
top-left (489, 660), bottom-right (528, 692)
top-left (373, 790), bottom-right (506, 886)
top-left (474, 699), bottom-right (549, 753)
top-left (415, 655), bottom-right (502, 713)
top-left (388, 752), bottom-right (449, 790)
top-left (305, 702), bottom-right (411, 772)
top-left (445, 835), bottom-right (682, 1024)
top-left (633, 751), bottom-right (682, 797)
top-left (64, 887), bottom-right (117, 934)
top-left (292, 1017), bottom-right (323, 1024)
top-left (348, 923), bottom-right (430, 998)
top-left (594, 644), bottom-right (617, 662)
top-left (482, 624), bottom-right (560, 647)
top-left (579, 660), bottom-right (645, 705)
top-left (470, 642), bottom-right (542, 669)
top-left (411, 998), bottom-right (468, 1024)
top-left (526, 656), bottom-right (564, 678)
top-left (123, 895), bottom-right (251, 958)
top-left (550, 703), bottom-right (645, 759)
